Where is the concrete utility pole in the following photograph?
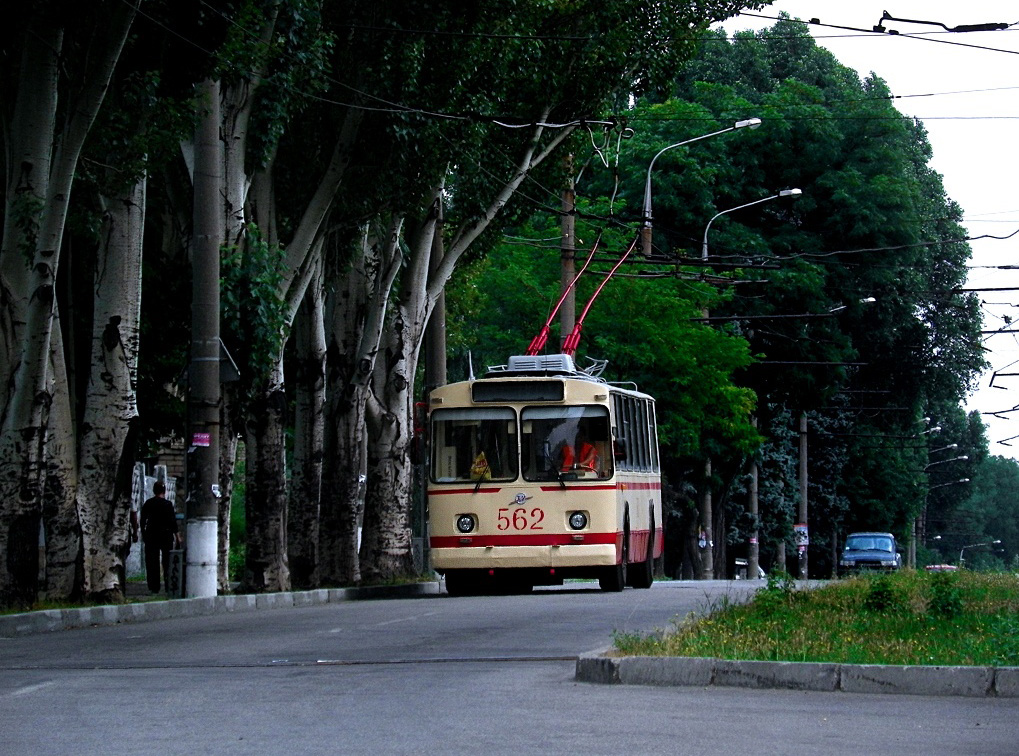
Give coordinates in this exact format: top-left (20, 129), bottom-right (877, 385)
top-left (422, 196), bottom-right (446, 572)
top-left (797, 412), bottom-right (808, 580)
top-left (186, 79), bottom-right (222, 598)
top-left (748, 417), bottom-right (760, 579)
top-left (559, 158), bottom-right (576, 350)
top-left (699, 459), bottom-right (714, 579)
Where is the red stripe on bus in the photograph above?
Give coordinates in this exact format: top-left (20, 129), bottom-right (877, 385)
top-left (430, 532), bottom-right (618, 549)
top-left (427, 487), bottom-right (503, 496)
top-left (429, 481), bottom-right (661, 496)
top-left (538, 484), bottom-right (617, 492)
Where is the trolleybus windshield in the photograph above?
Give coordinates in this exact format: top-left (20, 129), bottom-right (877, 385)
top-left (521, 405), bottom-right (611, 482)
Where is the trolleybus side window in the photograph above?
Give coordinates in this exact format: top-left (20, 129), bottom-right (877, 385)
top-left (521, 405), bottom-right (611, 481)
top-left (611, 394), bottom-right (627, 471)
top-left (649, 402), bottom-right (660, 472)
top-left (430, 407), bottom-right (518, 482)
top-left (612, 394), bottom-right (657, 473)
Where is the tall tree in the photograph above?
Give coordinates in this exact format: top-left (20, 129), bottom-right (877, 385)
top-left (0, 0), bottom-right (139, 607)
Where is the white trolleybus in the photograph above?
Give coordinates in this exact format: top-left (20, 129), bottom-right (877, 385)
top-left (427, 351), bottom-right (663, 594)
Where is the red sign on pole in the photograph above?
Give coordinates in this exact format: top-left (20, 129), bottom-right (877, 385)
top-left (192, 432), bottom-right (211, 448)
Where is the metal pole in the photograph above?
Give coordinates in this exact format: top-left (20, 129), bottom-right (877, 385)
top-left (186, 78), bottom-right (222, 598)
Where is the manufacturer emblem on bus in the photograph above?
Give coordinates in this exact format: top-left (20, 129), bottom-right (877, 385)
top-left (512, 492), bottom-right (532, 506)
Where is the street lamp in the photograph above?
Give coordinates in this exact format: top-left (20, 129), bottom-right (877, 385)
top-left (701, 188), bottom-right (802, 261)
top-left (928, 477), bottom-right (970, 491)
top-left (924, 455), bottom-right (968, 470)
top-left (959, 539), bottom-right (1001, 567)
top-left (641, 117), bottom-right (762, 254)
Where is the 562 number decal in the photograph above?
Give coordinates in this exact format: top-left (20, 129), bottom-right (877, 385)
top-left (497, 507), bottom-right (545, 531)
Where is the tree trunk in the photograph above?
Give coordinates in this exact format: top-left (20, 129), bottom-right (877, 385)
top-left (361, 320), bottom-right (417, 582)
top-left (42, 320), bottom-right (81, 601)
top-left (242, 366), bottom-right (290, 592)
top-left (319, 222), bottom-right (401, 585)
top-left (217, 415), bottom-right (239, 592)
top-left (0, 3), bottom-right (135, 607)
top-left (75, 175), bottom-right (146, 601)
top-left (288, 260), bottom-right (326, 588)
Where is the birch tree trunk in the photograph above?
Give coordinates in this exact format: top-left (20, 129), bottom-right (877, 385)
top-left (75, 176), bottom-right (146, 601)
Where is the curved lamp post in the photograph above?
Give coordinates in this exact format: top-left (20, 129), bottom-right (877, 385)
top-left (640, 117), bottom-right (762, 254)
top-left (700, 188), bottom-right (802, 261)
top-left (960, 539), bottom-right (1001, 567)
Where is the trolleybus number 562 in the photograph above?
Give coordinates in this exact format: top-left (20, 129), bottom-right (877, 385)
top-left (497, 507), bottom-right (545, 531)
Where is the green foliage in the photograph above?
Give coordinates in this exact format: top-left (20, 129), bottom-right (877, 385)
top-left (927, 572), bottom-right (963, 619)
top-left (221, 224), bottom-right (290, 398)
top-left (229, 452), bottom-right (247, 584)
top-left (863, 575), bottom-right (902, 613)
top-left (753, 570), bottom-right (798, 616)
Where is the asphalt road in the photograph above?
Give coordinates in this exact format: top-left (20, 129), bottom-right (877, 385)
top-left (1, 580), bottom-right (1016, 755)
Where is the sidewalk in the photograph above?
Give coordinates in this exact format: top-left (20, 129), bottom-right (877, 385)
top-left (0, 581), bottom-right (441, 638)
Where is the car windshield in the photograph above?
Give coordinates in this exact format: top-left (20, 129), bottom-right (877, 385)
top-left (845, 536), bottom-right (893, 553)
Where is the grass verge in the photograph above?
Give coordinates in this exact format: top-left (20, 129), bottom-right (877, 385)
top-left (612, 570), bottom-right (1019, 667)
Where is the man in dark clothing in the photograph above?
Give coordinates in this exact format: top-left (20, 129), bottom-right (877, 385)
top-left (140, 481), bottom-right (180, 593)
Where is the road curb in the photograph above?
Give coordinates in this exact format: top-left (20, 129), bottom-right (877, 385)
top-left (0, 582), bottom-right (442, 637)
top-left (575, 652), bottom-right (1019, 698)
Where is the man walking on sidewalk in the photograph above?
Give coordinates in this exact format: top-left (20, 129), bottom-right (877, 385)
top-left (140, 482), bottom-right (181, 593)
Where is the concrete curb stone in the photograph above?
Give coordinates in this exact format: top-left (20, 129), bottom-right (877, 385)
top-left (994, 667), bottom-right (1019, 697)
top-left (0, 581), bottom-right (441, 638)
top-left (575, 653), bottom-right (1019, 698)
top-left (714, 658), bottom-right (839, 691)
top-left (841, 663), bottom-right (993, 697)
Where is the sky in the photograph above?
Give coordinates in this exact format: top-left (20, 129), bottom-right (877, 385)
top-left (717, 2), bottom-right (1019, 458)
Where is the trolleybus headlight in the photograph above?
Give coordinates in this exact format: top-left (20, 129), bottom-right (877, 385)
top-left (568, 511), bottom-right (588, 530)
top-left (456, 514), bottom-right (476, 533)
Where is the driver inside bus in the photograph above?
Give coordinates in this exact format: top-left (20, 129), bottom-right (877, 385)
top-left (560, 432), bottom-right (598, 474)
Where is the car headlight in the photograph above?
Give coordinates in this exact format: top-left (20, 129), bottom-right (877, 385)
top-left (456, 514), bottom-right (476, 533)
top-left (568, 511), bottom-right (588, 530)
top-left (880, 559), bottom-right (897, 567)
